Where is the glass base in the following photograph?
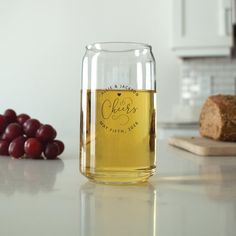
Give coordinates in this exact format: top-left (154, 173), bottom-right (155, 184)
top-left (81, 168), bottom-right (156, 184)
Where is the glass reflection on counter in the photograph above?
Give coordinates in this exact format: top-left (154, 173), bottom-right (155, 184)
top-left (0, 157), bottom-right (64, 195)
top-left (79, 182), bottom-right (157, 236)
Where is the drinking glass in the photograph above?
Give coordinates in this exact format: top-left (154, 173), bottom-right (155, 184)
top-left (80, 42), bottom-right (156, 183)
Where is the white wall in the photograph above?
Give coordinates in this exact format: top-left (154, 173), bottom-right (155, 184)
top-left (0, 0), bottom-right (180, 154)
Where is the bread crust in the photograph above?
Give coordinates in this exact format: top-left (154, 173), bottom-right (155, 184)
top-left (200, 95), bottom-right (236, 141)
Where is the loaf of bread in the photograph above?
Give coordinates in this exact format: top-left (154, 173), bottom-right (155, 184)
top-left (199, 95), bottom-right (236, 141)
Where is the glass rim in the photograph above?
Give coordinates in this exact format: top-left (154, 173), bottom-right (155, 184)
top-left (86, 42), bottom-right (152, 53)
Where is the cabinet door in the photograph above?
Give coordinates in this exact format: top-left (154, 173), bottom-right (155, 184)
top-left (171, 0), bottom-right (234, 57)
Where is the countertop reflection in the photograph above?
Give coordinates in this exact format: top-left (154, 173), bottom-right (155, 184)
top-left (79, 182), bottom-right (157, 236)
top-left (1, 141), bottom-right (236, 236)
top-left (0, 157), bottom-right (64, 195)
top-left (155, 143), bottom-right (236, 236)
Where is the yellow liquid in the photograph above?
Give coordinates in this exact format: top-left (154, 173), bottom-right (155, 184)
top-left (80, 89), bottom-right (156, 183)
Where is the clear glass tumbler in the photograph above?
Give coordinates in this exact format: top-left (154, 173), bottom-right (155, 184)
top-left (80, 42), bottom-right (156, 184)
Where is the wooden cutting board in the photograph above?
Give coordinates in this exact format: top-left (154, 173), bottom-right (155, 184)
top-left (168, 136), bottom-right (236, 156)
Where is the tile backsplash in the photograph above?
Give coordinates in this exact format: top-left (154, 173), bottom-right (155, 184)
top-left (180, 58), bottom-right (236, 107)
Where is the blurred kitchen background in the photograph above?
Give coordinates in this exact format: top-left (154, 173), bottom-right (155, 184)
top-left (0, 0), bottom-right (235, 152)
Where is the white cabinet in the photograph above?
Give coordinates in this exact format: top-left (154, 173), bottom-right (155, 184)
top-left (171, 0), bottom-right (235, 57)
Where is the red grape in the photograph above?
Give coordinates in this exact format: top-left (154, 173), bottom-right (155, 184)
top-left (24, 138), bottom-right (43, 158)
top-left (53, 140), bottom-right (64, 155)
top-left (23, 119), bottom-right (40, 137)
top-left (0, 108), bottom-right (65, 160)
top-left (9, 136), bottom-right (26, 158)
top-left (0, 133), bottom-right (8, 140)
top-left (36, 124), bottom-right (57, 142)
top-left (17, 113), bottom-right (30, 125)
top-left (4, 109), bottom-right (17, 123)
top-left (5, 123), bottom-right (23, 141)
top-left (0, 140), bottom-right (10, 156)
top-left (44, 142), bottom-right (59, 159)
top-left (0, 115), bottom-right (7, 133)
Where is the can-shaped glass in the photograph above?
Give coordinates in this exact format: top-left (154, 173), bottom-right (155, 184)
top-left (80, 42), bottom-right (156, 184)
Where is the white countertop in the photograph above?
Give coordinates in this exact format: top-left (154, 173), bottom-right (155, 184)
top-left (1, 141), bottom-right (236, 236)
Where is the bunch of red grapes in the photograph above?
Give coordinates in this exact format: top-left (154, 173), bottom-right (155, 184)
top-left (0, 109), bottom-right (64, 159)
